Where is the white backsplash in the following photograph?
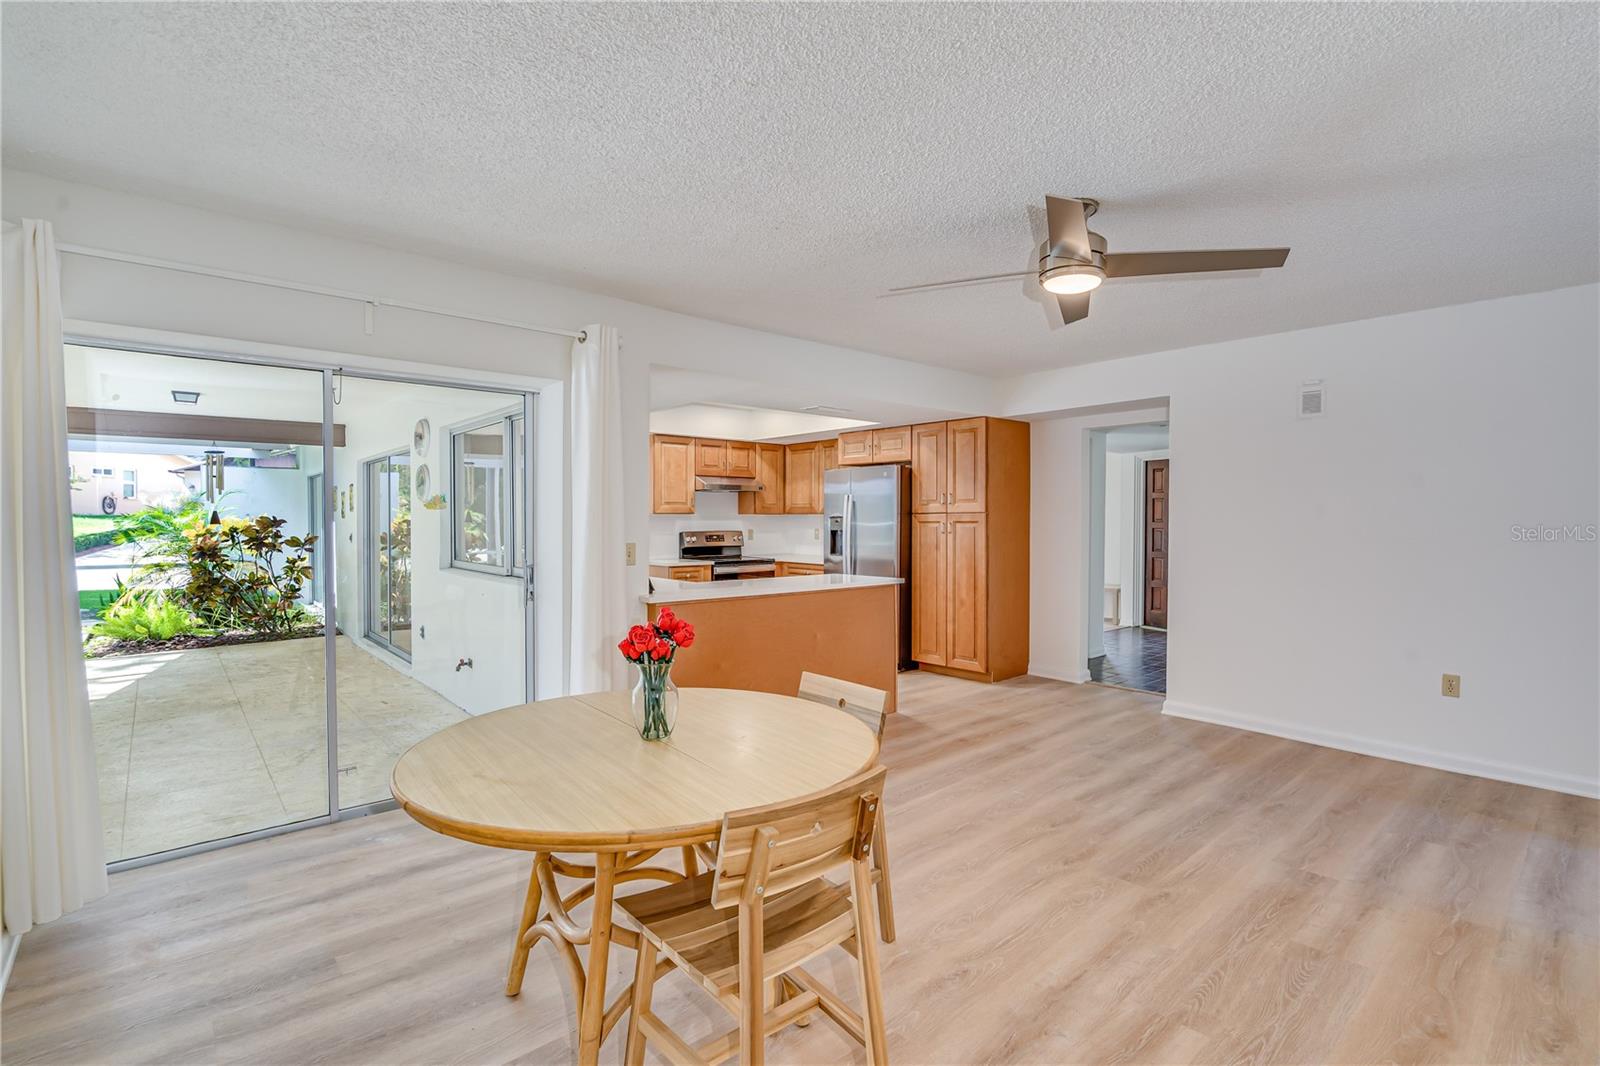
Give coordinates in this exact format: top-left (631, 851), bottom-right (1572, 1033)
top-left (648, 491), bottom-right (824, 560)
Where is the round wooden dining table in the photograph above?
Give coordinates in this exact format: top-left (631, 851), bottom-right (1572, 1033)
top-left (390, 687), bottom-right (880, 1066)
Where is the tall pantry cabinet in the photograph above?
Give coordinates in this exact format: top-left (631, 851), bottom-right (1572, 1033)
top-left (909, 417), bottom-right (1029, 682)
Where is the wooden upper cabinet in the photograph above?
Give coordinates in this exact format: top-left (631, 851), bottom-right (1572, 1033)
top-left (945, 417), bottom-right (987, 513)
top-left (872, 425), bottom-right (912, 463)
top-left (837, 430), bottom-right (874, 466)
top-left (693, 438), bottom-right (728, 477)
top-left (784, 442), bottom-right (821, 514)
top-left (820, 439), bottom-right (839, 473)
top-left (725, 440), bottom-right (757, 478)
top-left (910, 422), bottom-right (947, 513)
top-left (651, 435), bottom-right (696, 514)
top-left (946, 513), bottom-right (988, 673)
top-left (909, 514), bottom-right (949, 666)
top-left (739, 443), bottom-right (786, 515)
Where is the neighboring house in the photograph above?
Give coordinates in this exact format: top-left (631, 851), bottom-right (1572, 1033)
top-left (67, 451), bottom-right (191, 515)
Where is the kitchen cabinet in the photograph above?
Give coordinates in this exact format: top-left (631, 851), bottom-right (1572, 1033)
top-left (946, 513), bottom-right (988, 673)
top-left (838, 425), bottom-right (913, 466)
top-left (820, 439), bottom-right (838, 474)
top-left (872, 425), bottom-right (912, 464)
top-left (651, 434), bottom-right (695, 514)
top-left (907, 417), bottom-right (1029, 682)
top-left (776, 561), bottom-right (824, 577)
top-left (726, 440), bottom-right (757, 477)
top-left (695, 437), bottom-right (757, 478)
top-left (649, 563), bottom-right (712, 582)
top-left (910, 422), bottom-right (946, 513)
top-left (909, 514), bottom-right (948, 665)
top-left (694, 438), bottom-right (728, 477)
top-left (946, 417), bottom-right (987, 513)
top-left (738, 443), bottom-right (786, 515)
top-left (784, 441), bottom-right (821, 514)
top-left (838, 430), bottom-right (874, 465)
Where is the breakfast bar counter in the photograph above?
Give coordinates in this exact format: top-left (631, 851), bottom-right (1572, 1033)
top-left (644, 574), bottom-right (902, 709)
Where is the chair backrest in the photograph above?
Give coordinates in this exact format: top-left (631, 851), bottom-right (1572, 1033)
top-left (710, 765), bottom-right (888, 909)
top-left (797, 672), bottom-right (888, 738)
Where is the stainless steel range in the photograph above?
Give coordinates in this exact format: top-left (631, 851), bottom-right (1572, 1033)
top-left (678, 529), bottom-right (777, 581)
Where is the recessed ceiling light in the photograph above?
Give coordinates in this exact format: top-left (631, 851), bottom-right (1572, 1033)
top-left (171, 390), bottom-right (201, 405)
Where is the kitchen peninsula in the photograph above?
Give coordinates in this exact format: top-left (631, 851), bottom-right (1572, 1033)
top-left (644, 573), bottom-right (902, 711)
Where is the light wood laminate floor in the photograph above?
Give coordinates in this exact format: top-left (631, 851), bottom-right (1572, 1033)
top-left (4, 672), bottom-right (1595, 1064)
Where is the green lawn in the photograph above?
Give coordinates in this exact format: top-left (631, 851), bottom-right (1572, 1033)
top-left (73, 514), bottom-right (123, 553)
top-left (78, 588), bottom-right (119, 616)
top-left (73, 514), bottom-right (116, 537)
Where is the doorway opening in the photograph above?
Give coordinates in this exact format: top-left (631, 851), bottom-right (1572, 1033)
top-left (1086, 421), bottom-right (1169, 694)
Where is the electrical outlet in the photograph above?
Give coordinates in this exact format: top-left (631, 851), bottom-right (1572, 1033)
top-left (1441, 673), bottom-right (1461, 698)
top-left (813, 527), bottom-right (821, 540)
top-left (624, 542), bottom-right (636, 566)
top-left (745, 529), bottom-right (755, 540)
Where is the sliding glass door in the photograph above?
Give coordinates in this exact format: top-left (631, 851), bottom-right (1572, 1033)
top-left (364, 451), bottom-right (413, 659)
top-left (66, 343), bottom-right (331, 863)
top-left (64, 340), bottom-right (536, 864)
top-left (331, 377), bottom-right (533, 811)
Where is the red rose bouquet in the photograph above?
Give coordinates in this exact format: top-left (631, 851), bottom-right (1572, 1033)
top-left (618, 607), bottom-right (695, 739)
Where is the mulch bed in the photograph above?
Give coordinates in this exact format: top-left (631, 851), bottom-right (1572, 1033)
top-left (85, 626), bottom-right (330, 659)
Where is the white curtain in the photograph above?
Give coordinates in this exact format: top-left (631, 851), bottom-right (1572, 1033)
top-left (566, 324), bottom-right (630, 693)
top-left (1, 219), bottom-right (108, 936)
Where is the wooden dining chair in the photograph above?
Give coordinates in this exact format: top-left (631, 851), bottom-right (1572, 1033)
top-left (797, 672), bottom-right (896, 944)
top-left (621, 766), bottom-right (891, 1066)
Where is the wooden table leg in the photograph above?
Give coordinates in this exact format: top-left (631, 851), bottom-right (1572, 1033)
top-left (505, 851), bottom-right (548, 996)
top-left (577, 851), bottom-right (618, 1066)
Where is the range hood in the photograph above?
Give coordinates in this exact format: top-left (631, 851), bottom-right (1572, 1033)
top-left (695, 475), bottom-right (764, 493)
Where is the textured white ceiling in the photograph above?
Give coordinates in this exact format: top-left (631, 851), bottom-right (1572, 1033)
top-left (5, 3), bottom-right (1596, 376)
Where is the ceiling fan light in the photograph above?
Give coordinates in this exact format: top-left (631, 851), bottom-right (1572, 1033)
top-left (1040, 263), bottom-right (1104, 295)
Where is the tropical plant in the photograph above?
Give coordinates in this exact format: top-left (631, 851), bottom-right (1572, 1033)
top-left (91, 595), bottom-right (209, 642)
top-left (183, 514), bottom-right (317, 634)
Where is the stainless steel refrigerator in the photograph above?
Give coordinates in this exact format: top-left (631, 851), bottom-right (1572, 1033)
top-left (824, 464), bottom-right (913, 670)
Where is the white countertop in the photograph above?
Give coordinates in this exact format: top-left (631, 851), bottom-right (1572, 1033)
top-left (644, 573), bottom-right (900, 604)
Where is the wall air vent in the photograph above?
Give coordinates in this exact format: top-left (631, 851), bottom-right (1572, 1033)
top-left (1298, 380), bottom-right (1325, 419)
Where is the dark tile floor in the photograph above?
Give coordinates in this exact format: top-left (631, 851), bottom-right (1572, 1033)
top-left (1088, 626), bottom-right (1167, 694)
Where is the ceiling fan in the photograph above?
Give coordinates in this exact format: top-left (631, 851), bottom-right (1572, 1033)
top-left (886, 196), bottom-right (1290, 326)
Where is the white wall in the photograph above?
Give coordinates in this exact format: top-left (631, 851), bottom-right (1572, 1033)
top-left (4, 168), bottom-right (998, 697)
top-left (647, 493), bottom-right (825, 562)
top-left (1014, 285), bottom-right (1600, 797)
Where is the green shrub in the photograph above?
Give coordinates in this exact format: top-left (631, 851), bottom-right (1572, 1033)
top-left (91, 596), bottom-right (209, 642)
top-left (184, 515), bottom-right (317, 634)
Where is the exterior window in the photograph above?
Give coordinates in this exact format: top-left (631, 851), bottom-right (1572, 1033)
top-left (121, 470), bottom-right (137, 498)
top-left (450, 412), bottom-right (526, 575)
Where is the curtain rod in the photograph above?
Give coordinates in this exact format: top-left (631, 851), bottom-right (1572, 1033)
top-left (3, 219), bottom-right (587, 343)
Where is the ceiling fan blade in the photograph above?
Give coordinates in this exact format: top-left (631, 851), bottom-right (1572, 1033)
top-left (1102, 248), bottom-right (1290, 278)
top-left (1058, 291), bottom-right (1091, 325)
top-left (883, 270), bottom-right (1034, 296)
top-left (1044, 196), bottom-right (1093, 262)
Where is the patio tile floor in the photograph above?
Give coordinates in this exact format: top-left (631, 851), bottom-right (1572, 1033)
top-left (87, 635), bottom-right (466, 862)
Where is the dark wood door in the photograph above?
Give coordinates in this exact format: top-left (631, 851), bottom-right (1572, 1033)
top-left (1144, 459), bottom-right (1169, 628)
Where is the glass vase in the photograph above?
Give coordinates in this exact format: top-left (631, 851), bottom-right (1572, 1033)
top-left (630, 659), bottom-right (679, 741)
